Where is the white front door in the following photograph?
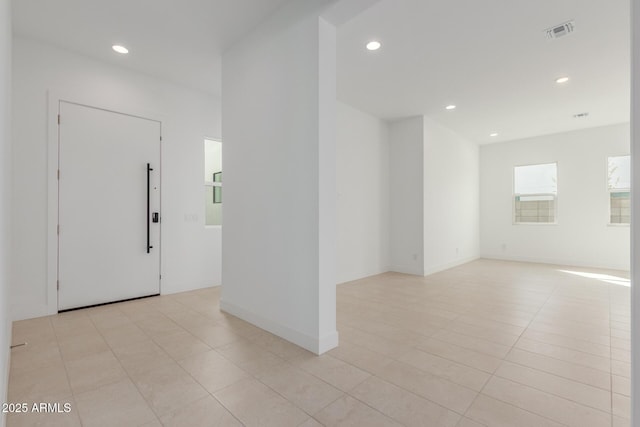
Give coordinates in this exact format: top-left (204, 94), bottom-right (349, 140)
top-left (58, 101), bottom-right (161, 311)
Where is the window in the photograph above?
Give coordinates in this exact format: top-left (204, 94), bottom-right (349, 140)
top-left (204, 139), bottom-right (222, 226)
top-left (608, 155), bottom-right (630, 225)
top-left (514, 163), bottom-right (557, 224)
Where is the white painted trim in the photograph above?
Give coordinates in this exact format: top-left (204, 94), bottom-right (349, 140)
top-left (341, 259), bottom-right (480, 283)
top-left (11, 300), bottom-right (51, 322)
top-left (317, 330), bottom-right (340, 355)
top-left (338, 266), bottom-right (391, 285)
top-left (423, 256), bottom-right (480, 276)
top-left (159, 282), bottom-right (214, 296)
top-left (46, 90), bottom-right (167, 317)
top-left (480, 254), bottom-right (629, 272)
top-left (220, 300), bottom-right (338, 355)
top-left (389, 265), bottom-right (424, 276)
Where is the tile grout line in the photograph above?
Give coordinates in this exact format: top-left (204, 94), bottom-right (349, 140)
top-left (498, 348), bottom-right (612, 391)
top-left (457, 272), bottom-right (572, 426)
top-left (156, 299), bottom-right (249, 426)
top-left (507, 281), bottom-right (616, 419)
top-left (46, 314), bottom-right (87, 427)
top-left (131, 298), bottom-right (248, 426)
top-left (161, 302), bottom-right (348, 425)
top-left (86, 304), bottom-right (164, 426)
top-left (7, 263), bottom-right (630, 426)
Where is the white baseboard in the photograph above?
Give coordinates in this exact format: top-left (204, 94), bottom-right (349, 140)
top-left (390, 256), bottom-right (480, 277)
top-left (11, 300), bottom-right (52, 322)
top-left (317, 330), bottom-right (340, 354)
top-left (389, 265), bottom-right (424, 276)
top-left (161, 282), bottom-right (220, 296)
top-left (480, 253), bottom-right (630, 272)
top-left (423, 256), bottom-right (480, 276)
top-left (337, 265), bottom-right (391, 285)
top-left (220, 300), bottom-right (338, 355)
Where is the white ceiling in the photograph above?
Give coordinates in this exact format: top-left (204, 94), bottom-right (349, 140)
top-left (12, 0), bottom-right (291, 95)
top-left (337, 0), bottom-right (630, 144)
top-left (13, 0), bottom-right (630, 144)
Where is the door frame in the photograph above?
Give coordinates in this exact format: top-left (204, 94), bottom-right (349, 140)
top-left (46, 91), bottom-right (165, 315)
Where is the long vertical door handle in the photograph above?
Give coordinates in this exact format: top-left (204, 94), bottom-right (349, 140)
top-left (147, 163), bottom-right (153, 253)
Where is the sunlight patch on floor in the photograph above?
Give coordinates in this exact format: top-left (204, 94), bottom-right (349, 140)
top-left (559, 269), bottom-right (630, 287)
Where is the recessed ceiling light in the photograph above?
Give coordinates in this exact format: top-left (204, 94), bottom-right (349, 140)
top-left (555, 76), bottom-right (569, 84)
top-left (112, 45), bottom-right (129, 54)
top-left (366, 41), bottom-right (381, 51)
top-left (490, 133), bottom-right (499, 137)
top-left (445, 105), bottom-right (456, 110)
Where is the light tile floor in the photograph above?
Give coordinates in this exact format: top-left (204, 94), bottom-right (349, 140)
top-left (6, 259), bottom-right (631, 426)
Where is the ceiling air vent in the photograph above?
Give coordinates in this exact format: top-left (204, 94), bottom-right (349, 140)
top-left (573, 112), bottom-right (589, 119)
top-left (545, 21), bottom-right (575, 39)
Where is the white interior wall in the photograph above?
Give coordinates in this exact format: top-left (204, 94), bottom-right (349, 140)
top-left (204, 140), bottom-right (223, 177)
top-left (0, 0), bottom-right (11, 424)
top-left (423, 117), bottom-right (479, 274)
top-left (631, 3), bottom-right (639, 422)
top-left (11, 37), bottom-right (221, 320)
top-left (480, 123), bottom-right (630, 270)
top-left (318, 16), bottom-right (337, 347)
top-left (221, 1), bottom-right (338, 354)
top-left (336, 101), bottom-right (390, 283)
top-left (204, 139), bottom-right (222, 225)
top-left (389, 116), bottom-right (424, 275)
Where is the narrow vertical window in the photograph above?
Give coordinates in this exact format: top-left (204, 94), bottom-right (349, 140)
top-left (608, 155), bottom-right (630, 225)
top-left (514, 163), bottom-right (558, 224)
top-left (204, 139), bottom-right (222, 226)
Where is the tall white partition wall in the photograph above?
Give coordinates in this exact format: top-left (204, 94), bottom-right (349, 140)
top-left (0, 0), bottom-right (10, 424)
top-left (221, 1), bottom-right (339, 354)
top-left (388, 116), bottom-right (479, 277)
top-left (632, 0), bottom-right (639, 423)
top-left (389, 116), bottom-right (425, 275)
top-left (423, 118), bottom-right (479, 275)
